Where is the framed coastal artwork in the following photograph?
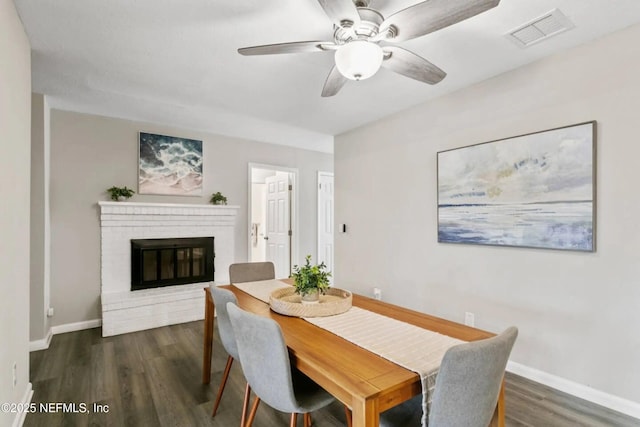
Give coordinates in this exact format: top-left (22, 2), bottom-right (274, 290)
top-left (437, 121), bottom-right (596, 252)
top-left (138, 132), bottom-right (203, 196)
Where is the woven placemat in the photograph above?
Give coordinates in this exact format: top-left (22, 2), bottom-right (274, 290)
top-left (269, 287), bottom-right (352, 317)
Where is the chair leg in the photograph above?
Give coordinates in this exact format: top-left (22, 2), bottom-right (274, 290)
top-left (240, 383), bottom-right (251, 427)
top-left (211, 356), bottom-right (234, 416)
top-left (290, 413), bottom-right (298, 427)
top-left (245, 396), bottom-right (261, 427)
top-left (344, 405), bottom-right (352, 427)
top-left (303, 412), bottom-right (311, 427)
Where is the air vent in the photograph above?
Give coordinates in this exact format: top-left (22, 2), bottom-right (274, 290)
top-left (506, 9), bottom-right (575, 48)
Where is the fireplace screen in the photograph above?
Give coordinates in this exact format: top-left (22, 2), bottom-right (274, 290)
top-left (131, 237), bottom-right (214, 291)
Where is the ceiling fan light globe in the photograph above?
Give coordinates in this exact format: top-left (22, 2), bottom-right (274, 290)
top-left (334, 41), bottom-right (383, 81)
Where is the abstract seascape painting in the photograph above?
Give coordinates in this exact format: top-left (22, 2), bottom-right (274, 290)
top-left (437, 121), bottom-right (596, 251)
top-left (139, 132), bottom-right (203, 196)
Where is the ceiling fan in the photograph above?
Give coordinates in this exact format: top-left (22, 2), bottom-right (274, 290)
top-left (238, 0), bottom-right (500, 97)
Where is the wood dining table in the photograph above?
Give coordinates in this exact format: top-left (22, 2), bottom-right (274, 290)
top-left (202, 281), bottom-right (504, 427)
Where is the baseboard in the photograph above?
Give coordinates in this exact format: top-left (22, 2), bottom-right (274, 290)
top-left (50, 318), bottom-right (102, 335)
top-left (29, 329), bottom-right (53, 352)
top-left (11, 382), bottom-right (33, 427)
top-left (507, 361), bottom-right (640, 420)
top-left (29, 319), bottom-right (101, 351)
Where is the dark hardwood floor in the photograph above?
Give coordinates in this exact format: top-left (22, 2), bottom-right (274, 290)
top-left (25, 321), bottom-right (638, 427)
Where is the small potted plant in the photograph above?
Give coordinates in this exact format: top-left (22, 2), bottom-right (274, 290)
top-left (107, 186), bottom-right (135, 201)
top-left (292, 255), bottom-right (331, 304)
top-left (210, 192), bottom-right (228, 205)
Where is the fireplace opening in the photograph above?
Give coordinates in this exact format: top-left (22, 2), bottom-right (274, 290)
top-left (131, 237), bottom-right (214, 291)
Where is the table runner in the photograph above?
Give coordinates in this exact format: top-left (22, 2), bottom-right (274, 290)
top-left (231, 280), bottom-right (464, 427)
top-left (232, 279), bottom-right (290, 303)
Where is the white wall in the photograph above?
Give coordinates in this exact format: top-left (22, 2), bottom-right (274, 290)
top-left (0, 0), bottom-right (32, 424)
top-left (335, 23), bottom-right (640, 407)
top-left (48, 110), bottom-right (333, 327)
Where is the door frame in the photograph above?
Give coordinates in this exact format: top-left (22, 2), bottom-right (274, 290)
top-left (247, 163), bottom-right (299, 275)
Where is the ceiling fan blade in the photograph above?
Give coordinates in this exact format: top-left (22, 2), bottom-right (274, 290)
top-left (238, 41), bottom-right (336, 56)
top-left (316, 0), bottom-right (361, 27)
top-left (380, 0), bottom-right (500, 42)
top-left (321, 66), bottom-right (348, 97)
top-left (381, 46), bottom-right (446, 84)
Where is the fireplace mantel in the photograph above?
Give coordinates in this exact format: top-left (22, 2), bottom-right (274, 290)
top-left (98, 201), bottom-right (239, 336)
top-left (99, 201), bottom-right (240, 220)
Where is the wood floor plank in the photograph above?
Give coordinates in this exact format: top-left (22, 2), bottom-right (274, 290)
top-left (25, 322), bottom-right (640, 427)
top-left (146, 355), bottom-right (199, 427)
top-left (113, 332), bottom-right (146, 377)
top-left (119, 373), bottom-right (161, 427)
top-left (87, 399), bottom-right (121, 427)
top-left (89, 340), bottom-right (114, 404)
top-left (32, 332), bottom-right (72, 382)
top-left (24, 377), bottom-right (64, 427)
top-left (505, 373), bottom-right (639, 427)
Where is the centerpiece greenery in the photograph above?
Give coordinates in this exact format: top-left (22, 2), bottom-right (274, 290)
top-left (292, 255), bottom-right (331, 301)
top-left (107, 186), bottom-right (135, 201)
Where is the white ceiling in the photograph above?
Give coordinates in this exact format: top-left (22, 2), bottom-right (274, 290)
top-left (14, 0), bottom-right (640, 152)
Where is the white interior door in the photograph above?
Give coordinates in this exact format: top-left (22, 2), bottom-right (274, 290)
top-left (265, 172), bottom-right (291, 278)
top-left (317, 172), bottom-right (334, 279)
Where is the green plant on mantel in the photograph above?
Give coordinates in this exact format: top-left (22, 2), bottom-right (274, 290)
top-left (209, 192), bottom-right (228, 205)
top-left (292, 255), bottom-right (331, 297)
top-left (107, 186), bottom-right (135, 201)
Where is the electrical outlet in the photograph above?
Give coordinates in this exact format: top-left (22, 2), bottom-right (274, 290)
top-left (373, 287), bottom-right (382, 300)
top-left (47, 307), bottom-right (54, 317)
top-left (12, 362), bottom-right (17, 388)
top-left (464, 312), bottom-right (475, 327)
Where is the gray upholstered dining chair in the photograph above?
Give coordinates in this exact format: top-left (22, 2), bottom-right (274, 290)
top-left (227, 302), bottom-right (336, 427)
top-left (210, 262), bottom-right (276, 422)
top-left (229, 261), bottom-right (275, 283)
top-left (379, 326), bottom-right (518, 427)
top-left (209, 285), bottom-right (251, 425)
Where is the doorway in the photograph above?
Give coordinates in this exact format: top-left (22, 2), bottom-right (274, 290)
top-left (248, 163), bottom-right (298, 279)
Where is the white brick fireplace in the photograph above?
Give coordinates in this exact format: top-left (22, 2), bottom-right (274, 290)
top-left (98, 201), bottom-right (239, 336)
